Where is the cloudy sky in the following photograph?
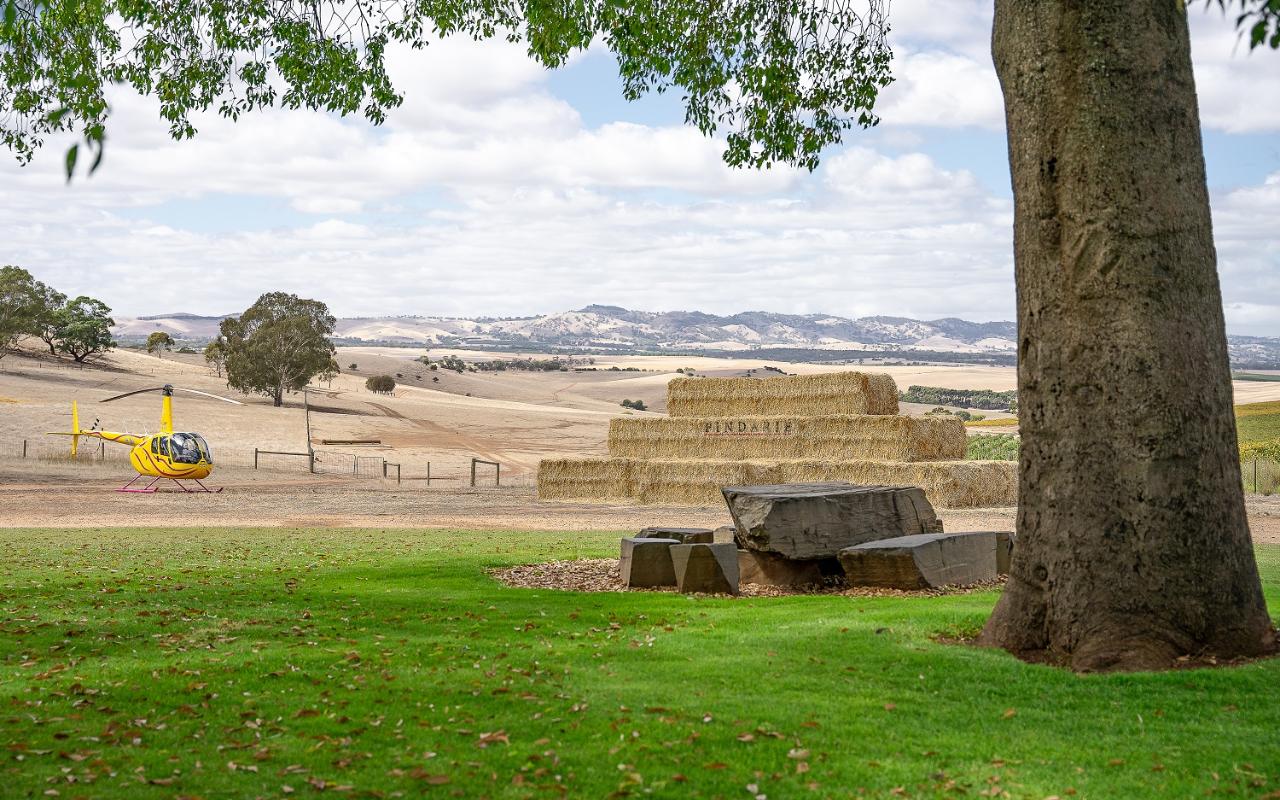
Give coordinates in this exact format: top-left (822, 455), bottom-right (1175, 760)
top-left (3, 1), bottom-right (1278, 333)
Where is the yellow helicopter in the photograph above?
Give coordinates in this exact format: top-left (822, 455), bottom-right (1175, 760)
top-left (48, 384), bottom-right (242, 493)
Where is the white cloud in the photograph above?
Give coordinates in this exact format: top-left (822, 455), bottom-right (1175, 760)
top-left (876, 49), bottom-right (1004, 130)
top-left (0, 6), bottom-right (1275, 336)
top-left (1190, 11), bottom-right (1280, 133)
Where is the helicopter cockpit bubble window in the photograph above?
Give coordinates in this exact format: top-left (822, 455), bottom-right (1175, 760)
top-left (193, 434), bottom-right (212, 464)
top-left (168, 433), bottom-right (204, 464)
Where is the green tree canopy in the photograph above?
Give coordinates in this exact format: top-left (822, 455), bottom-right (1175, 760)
top-left (1, 0), bottom-right (894, 174)
top-left (54, 295), bottom-right (114, 362)
top-left (365, 374), bottom-right (396, 394)
top-left (0, 265), bottom-right (41, 358)
top-left (145, 330), bottom-right (175, 356)
top-left (220, 292), bottom-right (336, 407)
top-left (30, 278), bottom-right (66, 355)
top-left (203, 335), bottom-right (228, 377)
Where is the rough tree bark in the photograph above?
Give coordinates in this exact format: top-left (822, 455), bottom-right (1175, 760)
top-left (978, 0), bottom-right (1276, 670)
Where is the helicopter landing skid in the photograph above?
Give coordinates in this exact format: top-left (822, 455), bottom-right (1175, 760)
top-left (117, 476), bottom-right (224, 494)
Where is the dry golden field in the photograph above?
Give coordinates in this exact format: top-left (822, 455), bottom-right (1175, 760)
top-left (4, 344), bottom-right (1280, 534)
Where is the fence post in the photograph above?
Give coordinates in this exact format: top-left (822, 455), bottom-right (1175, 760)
top-left (496, 462), bottom-right (500, 486)
top-left (382, 460), bottom-right (388, 478)
top-left (22, 439), bottom-right (27, 458)
top-left (309, 452), bottom-right (315, 473)
top-left (427, 462), bottom-right (431, 484)
top-left (254, 447), bottom-right (259, 469)
top-left (396, 464), bottom-right (401, 485)
top-left (1254, 458), bottom-right (1258, 493)
top-left (471, 458), bottom-right (477, 487)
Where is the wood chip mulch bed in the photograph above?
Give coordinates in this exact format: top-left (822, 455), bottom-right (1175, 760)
top-left (491, 558), bottom-right (1006, 598)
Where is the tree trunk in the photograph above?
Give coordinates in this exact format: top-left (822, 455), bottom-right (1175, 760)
top-left (979, 0), bottom-right (1276, 670)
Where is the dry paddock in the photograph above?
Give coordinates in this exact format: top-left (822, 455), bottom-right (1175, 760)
top-left (1, 462), bottom-right (1279, 544)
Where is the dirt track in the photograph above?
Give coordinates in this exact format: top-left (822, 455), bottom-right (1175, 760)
top-left (4, 463), bottom-right (1279, 544)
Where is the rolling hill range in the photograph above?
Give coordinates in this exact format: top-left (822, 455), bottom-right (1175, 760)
top-left (111, 306), bottom-right (1280, 367)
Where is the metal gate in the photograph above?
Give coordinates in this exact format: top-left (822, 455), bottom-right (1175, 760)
top-left (312, 450), bottom-right (354, 475)
top-left (312, 450), bottom-right (386, 480)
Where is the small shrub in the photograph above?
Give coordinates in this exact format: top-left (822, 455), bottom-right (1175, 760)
top-left (365, 375), bottom-right (396, 394)
top-left (348, 363), bottom-right (358, 370)
top-left (620, 399), bottom-right (648, 411)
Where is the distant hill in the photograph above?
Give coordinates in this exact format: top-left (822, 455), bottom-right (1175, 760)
top-left (111, 307), bottom-right (1280, 367)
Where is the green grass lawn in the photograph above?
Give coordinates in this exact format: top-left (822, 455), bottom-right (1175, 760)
top-left (2, 529), bottom-right (1278, 799)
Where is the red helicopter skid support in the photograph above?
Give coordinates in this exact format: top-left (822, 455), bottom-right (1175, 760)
top-left (187, 478), bottom-right (224, 494)
top-left (118, 475), bottom-right (162, 493)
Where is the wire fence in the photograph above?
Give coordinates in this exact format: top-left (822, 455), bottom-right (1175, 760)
top-left (1244, 458), bottom-right (1280, 496)
top-left (0, 438), bottom-right (525, 488)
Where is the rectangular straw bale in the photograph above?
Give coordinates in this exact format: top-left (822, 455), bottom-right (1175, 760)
top-left (774, 460), bottom-right (1017, 509)
top-left (633, 460), bottom-right (780, 505)
top-left (536, 458), bottom-right (636, 501)
top-left (607, 414), bottom-right (965, 462)
top-left (666, 371), bottom-right (899, 417)
top-left (536, 457), bottom-right (1016, 508)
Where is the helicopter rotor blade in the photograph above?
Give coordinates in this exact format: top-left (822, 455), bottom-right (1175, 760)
top-left (173, 387), bottom-right (244, 405)
top-left (100, 387), bottom-right (167, 403)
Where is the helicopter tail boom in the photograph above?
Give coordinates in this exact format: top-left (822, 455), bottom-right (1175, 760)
top-left (47, 401), bottom-right (146, 454)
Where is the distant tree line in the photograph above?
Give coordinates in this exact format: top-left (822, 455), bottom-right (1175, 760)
top-left (925, 406), bottom-right (985, 422)
top-left (475, 358), bottom-right (568, 372)
top-left (0, 266), bottom-right (115, 363)
top-left (900, 385), bottom-right (1017, 411)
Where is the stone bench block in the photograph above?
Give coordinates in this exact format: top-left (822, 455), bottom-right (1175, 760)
top-left (620, 537), bottom-right (680, 588)
top-left (670, 543), bottom-right (740, 595)
top-left (838, 531), bottom-right (998, 590)
top-left (723, 482), bottom-right (943, 560)
top-left (636, 527), bottom-right (714, 544)
top-left (738, 550), bottom-right (828, 588)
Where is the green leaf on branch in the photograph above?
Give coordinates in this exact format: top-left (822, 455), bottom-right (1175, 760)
top-left (63, 143), bottom-right (78, 181)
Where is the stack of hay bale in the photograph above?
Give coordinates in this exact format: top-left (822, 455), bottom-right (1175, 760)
top-left (538, 370), bottom-right (1016, 509)
top-left (617, 484), bottom-right (1014, 594)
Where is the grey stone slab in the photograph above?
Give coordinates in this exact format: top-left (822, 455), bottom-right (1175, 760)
top-left (636, 527), bottom-right (715, 544)
top-left (670, 543), bottom-right (740, 595)
top-left (937, 530), bottom-right (1014, 575)
top-left (738, 550), bottom-right (827, 588)
top-left (838, 531), bottom-right (998, 589)
top-left (995, 531), bottom-right (1015, 575)
top-left (713, 525), bottom-right (737, 544)
top-left (722, 482), bottom-right (943, 560)
top-left (620, 537), bottom-right (679, 588)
